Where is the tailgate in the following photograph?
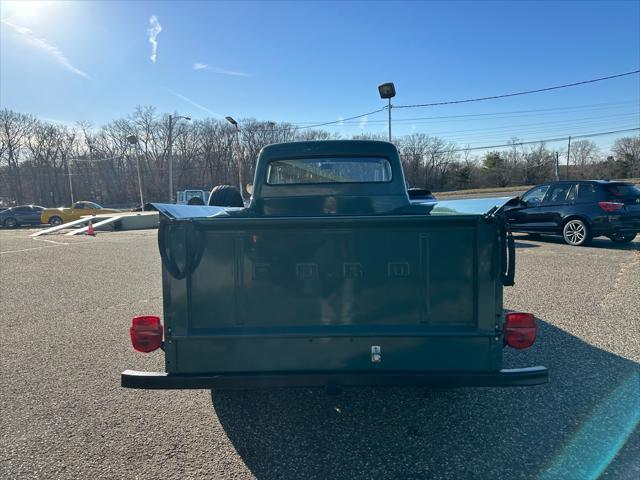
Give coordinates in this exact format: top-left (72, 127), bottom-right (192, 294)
top-left (156, 204), bottom-right (511, 375)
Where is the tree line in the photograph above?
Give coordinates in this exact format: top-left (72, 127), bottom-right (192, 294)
top-left (1, 107), bottom-right (638, 207)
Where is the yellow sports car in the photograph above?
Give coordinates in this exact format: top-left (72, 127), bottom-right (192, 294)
top-left (41, 201), bottom-right (121, 226)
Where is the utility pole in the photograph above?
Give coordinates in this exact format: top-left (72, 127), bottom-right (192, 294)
top-left (555, 152), bottom-right (560, 181)
top-left (566, 136), bottom-right (572, 180)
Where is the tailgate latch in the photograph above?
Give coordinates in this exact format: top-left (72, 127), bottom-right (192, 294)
top-left (371, 346), bottom-right (382, 363)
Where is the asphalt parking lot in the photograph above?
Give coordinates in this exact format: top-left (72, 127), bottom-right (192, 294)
top-left (0, 227), bottom-right (638, 479)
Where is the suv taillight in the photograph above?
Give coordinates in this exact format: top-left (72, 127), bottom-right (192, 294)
top-left (130, 315), bottom-right (163, 353)
top-left (598, 201), bottom-right (624, 212)
top-left (504, 312), bottom-right (536, 349)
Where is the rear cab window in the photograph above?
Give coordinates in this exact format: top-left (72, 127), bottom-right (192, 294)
top-left (266, 157), bottom-right (392, 185)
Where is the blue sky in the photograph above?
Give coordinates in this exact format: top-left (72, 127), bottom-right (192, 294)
top-left (1, 0), bottom-right (639, 152)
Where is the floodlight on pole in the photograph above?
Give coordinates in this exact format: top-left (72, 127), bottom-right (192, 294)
top-left (378, 82), bottom-right (396, 142)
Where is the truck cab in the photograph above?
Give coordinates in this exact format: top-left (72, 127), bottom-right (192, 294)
top-left (176, 189), bottom-right (209, 205)
top-left (122, 140), bottom-right (547, 390)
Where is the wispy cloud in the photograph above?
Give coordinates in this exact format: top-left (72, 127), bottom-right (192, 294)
top-left (192, 62), bottom-right (249, 77)
top-left (148, 15), bottom-right (161, 63)
top-left (358, 115), bottom-right (368, 129)
top-left (166, 89), bottom-right (222, 118)
top-left (337, 116), bottom-right (344, 125)
top-left (211, 68), bottom-right (249, 77)
top-left (1, 19), bottom-right (90, 79)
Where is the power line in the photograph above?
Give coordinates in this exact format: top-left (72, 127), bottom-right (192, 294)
top-left (336, 112), bottom-right (640, 136)
top-left (394, 70), bottom-right (640, 109)
top-left (336, 101), bottom-right (640, 126)
top-left (442, 124), bottom-right (639, 147)
top-left (399, 112), bottom-right (639, 137)
top-left (440, 122), bottom-right (640, 145)
top-left (285, 107), bottom-right (387, 131)
top-left (235, 70), bottom-right (640, 132)
top-left (296, 99), bottom-right (639, 125)
top-left (448, 127), bottom-right (639, 153)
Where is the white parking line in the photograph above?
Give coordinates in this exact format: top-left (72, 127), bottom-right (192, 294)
top-left (33, 237), bottom-right (69, 246)
top-left (0, 244), bottom-right (68, 255)
top-left (0, 235), bottom-right (72, 254)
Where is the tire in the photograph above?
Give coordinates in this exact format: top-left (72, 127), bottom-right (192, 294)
top-left (49, 216), bottom-right (63, 227)
top-left (562, 219), bottom-right (591, 246)
top-left (208, 185), bottom-right (244, 207)
top-left (608, 232), bottom-right (637, 244)
top-left (4, 217), bottom-right (18, 228)
top-left (187, 197), bottom-right (205, 206)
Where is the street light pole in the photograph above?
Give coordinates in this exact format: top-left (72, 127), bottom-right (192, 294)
top-left (167, 114), bottom-right (191, 203)
top-left (126, 135), bottom-right (145, 208)
top-left (168, 115), bottom-right (173, 203)
top-left (378, 82), bottom-right (396, 143)
top-left (225, 116), bottom-right (243, 200)
top-left (66, 157), bottom-right (74, 204)
top-left (388, 98), bottom-right (392, 142)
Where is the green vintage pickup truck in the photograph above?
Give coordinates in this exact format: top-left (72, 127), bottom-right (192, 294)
top-left (122, 140), bottom-right (548, 389)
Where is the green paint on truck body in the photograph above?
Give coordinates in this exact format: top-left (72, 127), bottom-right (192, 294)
top-left (123, 140), bottom-right (547, 389)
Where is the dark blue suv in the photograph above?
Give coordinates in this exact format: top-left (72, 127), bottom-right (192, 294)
top-left (0, 205), bottom-right (45, 228)
top-left (505, 180), bottom-right (640, 246)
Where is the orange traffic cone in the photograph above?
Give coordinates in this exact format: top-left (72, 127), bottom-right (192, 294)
top-left (87, 220), bottom-right (95, 237)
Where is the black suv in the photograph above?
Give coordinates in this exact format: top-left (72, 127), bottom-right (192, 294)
top-left (505, 180), bottom-right (640, 246)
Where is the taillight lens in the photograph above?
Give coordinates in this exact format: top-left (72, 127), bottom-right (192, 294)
top-left (598, 201), bottom-right (624, 212)
top-left (504, 312), bottom-right (536, 350)
top-left (130, 315), bottom-right (163, 353)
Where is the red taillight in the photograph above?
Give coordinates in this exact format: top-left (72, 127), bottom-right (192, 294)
top-left (504, 312), bottom-right (536, 350)
top-left (130, 315), bottom-right (163, 353)
top-left (598, 201), bottom-right (624, 212)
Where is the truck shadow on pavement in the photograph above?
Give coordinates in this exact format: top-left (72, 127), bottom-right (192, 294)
top-left (518, 234), bottom-right (639, 251)
top-left (212, 320), bottom-right (639, 480)
top-left (514, 240), bottom-right (540, 249)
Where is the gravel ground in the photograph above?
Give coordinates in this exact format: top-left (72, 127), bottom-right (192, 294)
top-left (0, 227), bottom-right (638, 480)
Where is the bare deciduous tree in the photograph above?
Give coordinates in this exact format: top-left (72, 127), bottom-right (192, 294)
top-left (0, 107), bottom-right (636, 207)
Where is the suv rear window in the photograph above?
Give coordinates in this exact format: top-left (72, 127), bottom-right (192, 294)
top-left (266, 157), bottom-right (392, 185)
top-left (605, 183), bottom-right (640, 197)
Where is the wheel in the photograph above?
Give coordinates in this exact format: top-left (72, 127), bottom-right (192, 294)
top-left (49, 216), bottom-right (63, 227)
top-left (4, 217), bottom-right (18, 228)
top-left (208, 185), bottom-right (244, 207)
top-left (608, 232), bottom-right (637, 244)
top-left (562, 219), bottom-right (591, 246)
